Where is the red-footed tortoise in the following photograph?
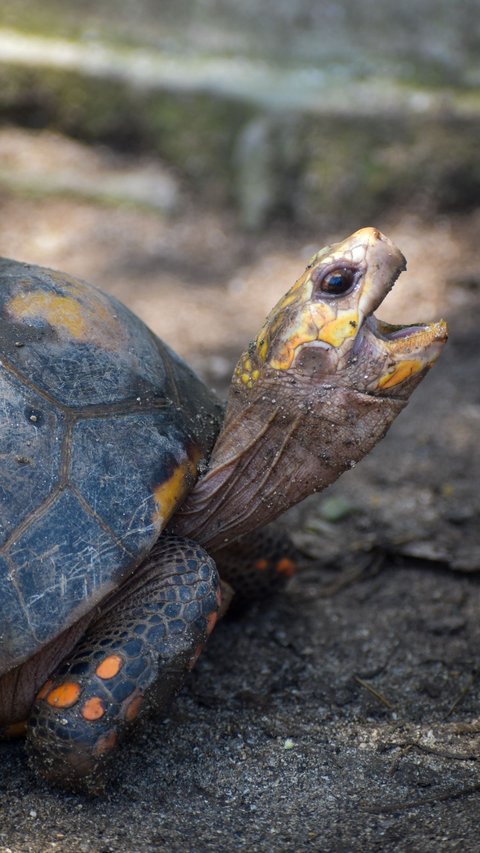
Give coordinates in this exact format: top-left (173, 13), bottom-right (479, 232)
top-left (0, 228), bottom-right (447, 791)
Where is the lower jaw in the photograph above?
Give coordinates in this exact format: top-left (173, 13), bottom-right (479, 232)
top-left (349, 323), bottom-right (446, 398)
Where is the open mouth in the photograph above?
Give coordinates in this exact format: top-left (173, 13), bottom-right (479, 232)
top-left (373, 319), bottom-right (428, 340)
top-left (365, 314), bottom-right (448, 355)
top-left (349, 310), bottom-right (448, 396)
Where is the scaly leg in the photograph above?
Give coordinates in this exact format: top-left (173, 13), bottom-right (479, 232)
top-left (213, 522), bottom-right (300, 607)
top-left (26, 535), bottom-right (220, 792)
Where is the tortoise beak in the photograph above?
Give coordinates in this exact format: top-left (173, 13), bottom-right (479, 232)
top-left (364, 315), bottom-right (448, 393)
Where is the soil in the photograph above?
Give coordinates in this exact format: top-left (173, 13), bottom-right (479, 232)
top-left (0, 133), bottom-right (479, 851)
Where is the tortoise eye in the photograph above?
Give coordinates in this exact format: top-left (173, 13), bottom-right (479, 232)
top-left (313, 267), bottom-right (357, 297)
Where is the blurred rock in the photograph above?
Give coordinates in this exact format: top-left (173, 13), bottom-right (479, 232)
top-left (0, 128), bottom-right (180, 212)
top-left (0, 10), bottom-right (480, 227)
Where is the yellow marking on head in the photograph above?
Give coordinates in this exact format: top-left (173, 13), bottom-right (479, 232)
top-left (252, 267), bottom-right (344, 371)
top-left (317, 311), bottom-right (359, 347)
top-left (152, 454), bottom-right (199, 528)
top-left (256, 336), bottom-right (269, 362)
top-left (269, 328), bottom-right (318, 370)
top-left (252, 267), bottom-right (314, 367)
top-left (274, 289), bottom-right (302, 312)
top-left (7, 292), bottom-right (88, 339)
top-left (378, 359), bottom-right (424, 389)
top-left (235, 353), bottom-right (262, 388)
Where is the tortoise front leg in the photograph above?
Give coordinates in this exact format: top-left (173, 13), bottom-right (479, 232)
top-left (26, 535), bottom-right (220, 792)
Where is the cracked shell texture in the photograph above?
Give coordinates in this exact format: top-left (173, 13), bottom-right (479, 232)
top-left (0, 258), bottom-right (221, 674)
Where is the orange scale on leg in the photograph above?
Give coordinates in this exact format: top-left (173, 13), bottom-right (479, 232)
top-left (205, 610), bottom-right (218, 637)
top-left (275, 558), bottom-right (297, 577)
top-left (81, 696), bottom-right (106, 721)
top-left (46, 681), bottom-right (81, 709)
top-left (121, 691), bottom-right (144, 722)
top-left (95, 654), bottom-right (123, 680)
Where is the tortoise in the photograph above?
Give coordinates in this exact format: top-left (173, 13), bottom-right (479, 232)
top-left (0, 227), bottom-right (447, 791)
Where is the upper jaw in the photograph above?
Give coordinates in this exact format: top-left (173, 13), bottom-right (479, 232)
top-left (353, 229), bottom-right (407, 330)
top-left (336, 229), bottom-right (448, 393)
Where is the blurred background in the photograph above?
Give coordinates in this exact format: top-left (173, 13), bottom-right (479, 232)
top-left (0, 0), bottom-right (479, 387)
top-left (1, 4), bottom-right (480, 847)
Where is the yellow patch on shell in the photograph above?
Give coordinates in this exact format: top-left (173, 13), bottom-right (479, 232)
top-left (378, 359), bottom-right (425, 389)
top-left (152, 453), bottom-right (199, 528)
top-left (7, 292), bottom-right (88, 339)
top-left (6, 275), bottom-right (126, 350)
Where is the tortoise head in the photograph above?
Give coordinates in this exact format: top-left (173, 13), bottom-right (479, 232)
top-left (235, 227), bottom-right (446, 400)
top-left (175, 228), bottom-right (447, 550)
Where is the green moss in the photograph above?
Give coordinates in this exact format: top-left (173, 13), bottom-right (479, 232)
top-left (145, 90), bottom-right (255, 201)
top-left (1, 61), bottom-right (480, 226)
top-left (0, 63), bottom-right (255, 202)
top-left (299, 115), bottom-right (480, 226)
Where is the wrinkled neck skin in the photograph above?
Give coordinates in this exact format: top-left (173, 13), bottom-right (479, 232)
top-left (174, 226), bottom-right (447, 551)
top-left (173, 369), bottom-right (405, 551)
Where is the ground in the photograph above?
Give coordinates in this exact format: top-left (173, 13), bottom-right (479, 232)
top-left (0, 131), bottom-right (479, 852)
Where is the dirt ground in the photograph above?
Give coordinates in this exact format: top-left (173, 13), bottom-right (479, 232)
top-left (0, 132), bottom-right (479, 852)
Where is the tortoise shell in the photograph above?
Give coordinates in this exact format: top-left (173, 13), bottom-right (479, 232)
top-left (0, 259), bottom-right (221, 676)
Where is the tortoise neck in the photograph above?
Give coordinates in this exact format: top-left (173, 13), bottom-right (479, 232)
top-left (173, 370), bottom-right (405, 551)
top-left (172, 378), bottom-right (296, 549)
